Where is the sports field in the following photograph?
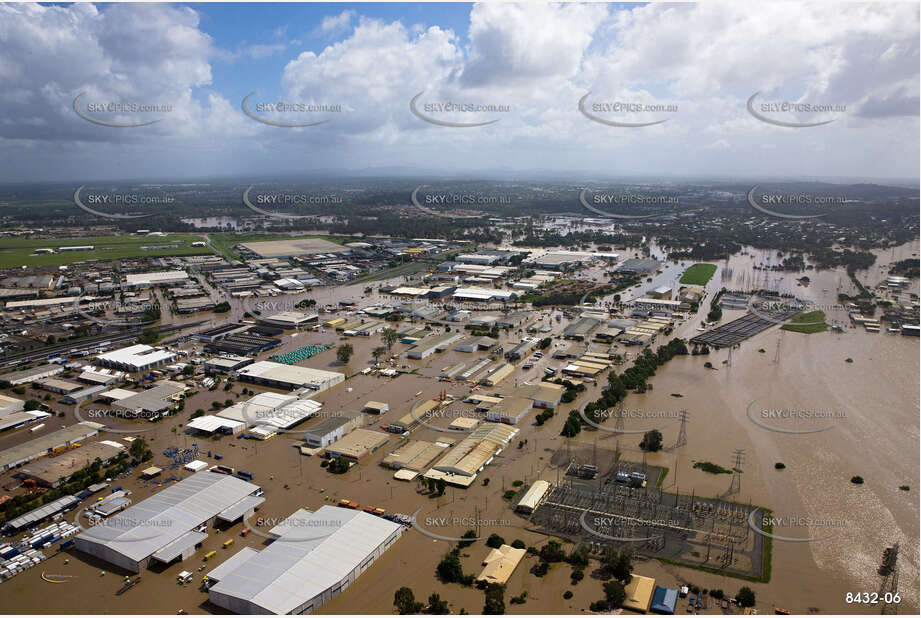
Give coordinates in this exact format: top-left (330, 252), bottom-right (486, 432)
top-left (0, 234), bottom-right (211, 268)
top-left (679, 263), bottom-right (717, 286)
top-left (781, 310), bottom-right (829, 333)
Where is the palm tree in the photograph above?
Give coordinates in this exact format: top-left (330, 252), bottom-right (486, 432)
top-left (381, 327), bottom-right (398, 353)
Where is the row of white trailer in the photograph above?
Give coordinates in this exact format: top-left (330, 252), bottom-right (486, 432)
top-left (19, 520), bottom-right (80, 549)
top-left (0, 547), bottom-right (48, 582)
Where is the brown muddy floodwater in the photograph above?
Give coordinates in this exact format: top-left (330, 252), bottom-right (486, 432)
top-left (2, 241), bottom-right (917, 615)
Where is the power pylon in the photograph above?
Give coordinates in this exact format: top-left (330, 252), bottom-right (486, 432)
top-left (674, 410), bottom-right (688, 449)
top-left (774, 329), bottom-right (784, 364)
top-left (727, 449), bottom-right (744, 496)
top-left (878, 543), bottom-right (900, 615)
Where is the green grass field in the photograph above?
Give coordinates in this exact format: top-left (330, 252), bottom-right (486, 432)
top-left (0, 234), bottom-right (211, 268)
top-left (781, 310), bottom-right (828, 333)
top-left (679, 263), bottom-right (717, 286)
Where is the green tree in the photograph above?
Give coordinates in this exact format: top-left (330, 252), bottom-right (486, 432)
top-left (603, 581), bottom-right (626, 608)
top-left (328, 456), bottom-right (350, 474)
top-left (458, 530), bottom-right (477, 549)
top-left (336, 343), bottom-right (354, 365)
top-left (539, 540), bottom-right (566, 563)
top-left (128, 438), bottom-right (150, 463)
top-left (483, 583), bottom-right (505, 615)
top-left (486, 533), bottom-right (505, 549)
top-left (427, 593), bottom-right (449, 615)
top-left (394, 587), bottom-right (423, 614)
top-left (639, 429), bottom-right (663, 452)
top-left (603, 548), bottom-right (632, 584)
top-left (382, 327), bottom-right (399, 353)
top-left (736, 586), bottom-right (756, 608)
top-left (436, 550), bottom-right (465, 583)
top-left (371, 346), bottom-right (387, 364)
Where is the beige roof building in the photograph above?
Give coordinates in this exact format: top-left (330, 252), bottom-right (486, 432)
top-left (381, 440), bottom-right (446, 471)
top-left (326, 428), bottom-right (390, 461)
top-left (623, 574), bottom-right (657, 613)
top-left (448, 416), bottom-right (480, 431)
top-left (428, 423), bottom-right (518, 485)
top-left (476, 544), bottom-right (527, 585)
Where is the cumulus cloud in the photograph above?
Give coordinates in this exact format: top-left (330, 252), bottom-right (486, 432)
top-left (321, 9), bottom-right (355, 34)
top-left (0, 2), bottom-right (916, 181)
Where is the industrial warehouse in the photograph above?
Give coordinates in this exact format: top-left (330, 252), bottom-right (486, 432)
top-left (73, 472), bottom-right (263, 572)
top-left (235, 361), bottom-right (345, 392)
top-left (207, 505), bottom-right (403, 614)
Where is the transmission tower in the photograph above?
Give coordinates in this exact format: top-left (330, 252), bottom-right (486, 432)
top-left (878, 543), bottom-right (900, 615)
top-left (614, 407), bottom-right (625, 433)
top-left (727, 449), bottom-right (745, 496)
top-left (774, 329), bottom-right (784, 364)
top-left (674, 410), bottom-right (688, 449)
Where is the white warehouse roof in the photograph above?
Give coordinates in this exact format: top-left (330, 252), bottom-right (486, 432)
top-left (236, 361), bottom-right (344, 391)
top-left (208, 505), bottom-right (402, 615)
top-left (74, 471), bottom-right (260, 566)
top-left (217, 393), bottom-right (322, 429)
top-left (125, 270), bottom-right (189, 286)
top-left (96, 344), bottom-right (177, 370)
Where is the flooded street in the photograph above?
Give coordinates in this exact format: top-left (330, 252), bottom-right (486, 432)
top-left (2, 240), bottom-right (917, 615)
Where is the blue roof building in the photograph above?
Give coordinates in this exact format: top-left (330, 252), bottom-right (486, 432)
top-left (651, 586), bottom-right (679, 614)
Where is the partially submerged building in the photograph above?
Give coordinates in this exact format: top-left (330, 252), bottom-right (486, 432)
top-left (74, 471), bottom-right (263, 572)
top-left (207, 505), bottom-right (403, 615)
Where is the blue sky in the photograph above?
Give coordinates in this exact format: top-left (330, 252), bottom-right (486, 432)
top-left (0, 2), bottom-right (918, 182)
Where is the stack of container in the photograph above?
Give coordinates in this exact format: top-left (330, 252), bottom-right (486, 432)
top-left (0, 545), bottom-right (46, 582)
top-left (21, 521), bottom-right (79, 550)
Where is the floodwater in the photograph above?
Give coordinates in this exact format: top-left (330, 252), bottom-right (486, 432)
top-left (1, 239), bottom-right (917, 615)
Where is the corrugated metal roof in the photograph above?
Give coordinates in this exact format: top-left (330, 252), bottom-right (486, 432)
top-left (75, 472), bottom-right (260, 563)
top-left (206, 547), bottom-right (260, 583)
top-left (209, 506), bottom-right (402, 615)
top-left (216, 495), bottom-right (265, 523)
top-left (151, 530), bottom-right (208, 563)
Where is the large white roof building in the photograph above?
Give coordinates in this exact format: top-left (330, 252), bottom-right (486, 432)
top-left (208, 505), bottom-right (403, 615)
top-left (74, 472), bottom-right (262, 572)
top-left (125, 270), bottom-right (189, 288)
top-left (95, 344), bottom-right (177, 372)
top-left (235, 361), bottom-right (344, 392)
